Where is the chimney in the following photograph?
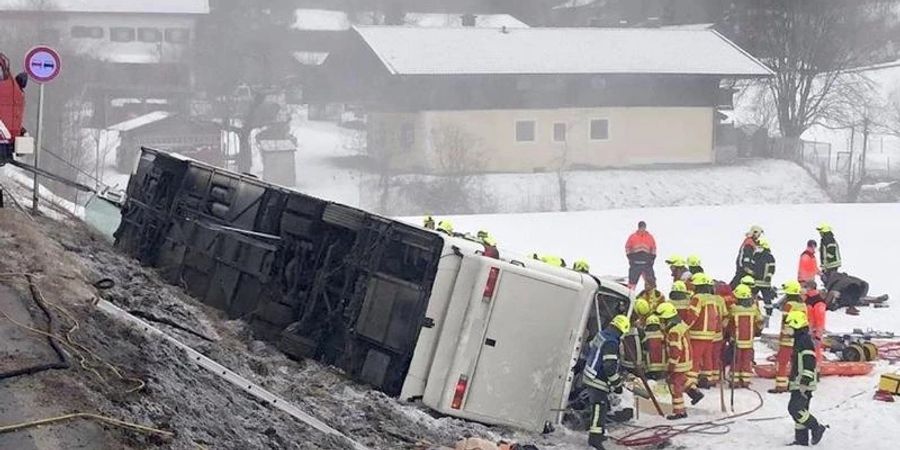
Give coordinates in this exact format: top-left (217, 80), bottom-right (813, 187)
top-left (500, 25), bottom-right (509, 34)
top-left (461, 13), bottom-right (476, 27)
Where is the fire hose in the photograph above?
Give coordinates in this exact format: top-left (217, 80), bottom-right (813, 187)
top-left (611, 387), bottom-right (765, 447)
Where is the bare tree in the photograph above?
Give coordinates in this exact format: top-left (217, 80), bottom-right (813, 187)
top-left (725, 0), bottom-right (895, 139)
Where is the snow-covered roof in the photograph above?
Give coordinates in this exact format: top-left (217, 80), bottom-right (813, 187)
top-left (0, 0), bottom-right (209, 14)
top-left (403, 13), bottom-right (528, 29)
top-left (108, 111), bottom-right (172, 132)
top-left (353, 26), bottom-right (774, 77)
top-left (293, 9), bottom-right (351, 31)
top-left (293, 9), bottom-right (528, 31)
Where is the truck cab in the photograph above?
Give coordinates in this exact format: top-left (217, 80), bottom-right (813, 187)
top-left (401, 236), bottom-right (631, 432)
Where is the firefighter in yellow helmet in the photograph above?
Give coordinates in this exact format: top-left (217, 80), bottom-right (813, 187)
top-left (643, 314), bottom-right (668, 379)
top-left (573, 259), bottom-right (591, 273)
top-left (770, 280), bottom-right (808, 394)
top-left (665, 255), bottom-right (691, 287)
top-left (687, 255), bottom-right (704, 275)
top-left (785, 310), bottom-right (827, 446)
top-left (685, 273), bottom-right (725, 388)
top-left (817, 223), bottom-right (841, 276)
top-left (656, 302), bottom-right (703, 420)
top-left (635, 279), bottom-right (665, 326)
top-left (582, 315), bottom-right (629, 448)
top-left (668, 280), bottom-right (692, 322)
top-left (533, 253), bottom-right (566, 268)
top-left (728, 284), bottom-right (762, 388)
top-left (437, 220), bottom-right (454, 235)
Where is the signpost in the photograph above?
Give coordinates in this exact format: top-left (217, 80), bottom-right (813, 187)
top-left (24, 46), bottom-right (61, 213)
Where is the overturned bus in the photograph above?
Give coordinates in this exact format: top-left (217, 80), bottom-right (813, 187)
top-left (114, 147), bottom-right (631, 432)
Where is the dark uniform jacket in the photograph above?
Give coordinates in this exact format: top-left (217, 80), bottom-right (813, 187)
top-left (789, 328), bottom-right (818, 392)
top-left (583, 329), bottom-right (622, 392)
top-left (751, 249), bottom-right (776, 288)
top-left (819, 232), bottom-right (841, 270)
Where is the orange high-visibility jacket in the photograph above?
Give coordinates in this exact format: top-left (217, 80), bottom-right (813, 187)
top-left (798, 248), bottom-right (819, 283)
top-left (780, 298), bottom-right (808, 347)
top-left (625, 230), bottom-right (657, 255)
top-left (729, 300), bottom-right (763, 349)
top-left (644, 325), bottom-right (667, 372)
top-left (686, 293), bottom-right (723, 340)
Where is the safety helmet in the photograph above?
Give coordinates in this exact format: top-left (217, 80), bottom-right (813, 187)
top-left (423, 215), bottom-right (435, 229)
top-left (665, 254), bottom-right (686, 267)
top-left (687, 255), bottom-right (702, 267)
top-left (785, 310), bottom-right (809, 329)
top-left (748, 225), bottom-right (764, 238)
top-left (671, 280), bottom-right (690, 293)
top-left (634, 298), bottom-right (651, 316)
top-left (656, 302), bottom-right (678, 320)
top-left (645, 314), bottom-right (661, 326)
top-left (610, 315), bottom-right (631, 334)
top-left (477, 230), bottom-right (489, 239)
top-left (782, 280), bottom-right (803, 296)
top-left (733, 284), bottom-right (753, 300)
top-left (816, 223), bottom-right (832, 233)
top-left (482, 236), bottom-right (497, 247)
top-left (757, 237), bottom-right (770, 250)
top-left (437, 220), bottom-right (454, 234)
top-left (691, 272), bottom-right (713, 286)
top-left (740, 275), bottom-right (756, 287)
top-left (573, 259), bottom-right (590, 273)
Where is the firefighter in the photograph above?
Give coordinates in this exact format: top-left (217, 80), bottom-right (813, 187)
top-left (624, 221), bottom-right (657, 291)
top-left (816, 223), bottom-right (841, 276)
top-left (770, 280), bottom-right (808, 394)
top-left (753, 237), bottom-right (777, 316)
top-left (656, 302), bottom-right (704, 420)
top-left (730, 225), bottom-right (763, 288)
top-left (573, 259), bottom-right (591, 274)
top-left (582, 315), bottom-right (629, 449)
top-left (685, 273), bottom-right (723, 389)
top-left (668, 280), bottom-right (692, 323)
top-left (711, 283), bottom-right (730, 387)
top-left (636, 281), bottom-right (666, 314)
top-left (633, 297), bottom-right (652, 327)
top-left (477, 230), bottom-right (499, 259)
top-left (533, 253), bottom-right (566, 268)
top-left (729, 284), bottom-right (762, 388)
top-left (665, 255), bottom-right (692, 286)
top-left (423, 215), bottom-right (436, 230)
top-left (804, 281), bottom-right (827, 363)
top-left (687, 255), bottom-right (704, 274)
top-left (643, 314), bottom-right (667, 380)
top-left (785, 310), bottom-right (828, 446)
top-left (798, 240), bottom-right (819, 284)
top-left (437, 220), bottom-right (454, 235)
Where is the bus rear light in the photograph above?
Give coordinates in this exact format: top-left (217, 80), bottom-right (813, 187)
top-left (450, 374), bottom-right (469, 409)
top-left (482, 267), bottom-right (500, 302)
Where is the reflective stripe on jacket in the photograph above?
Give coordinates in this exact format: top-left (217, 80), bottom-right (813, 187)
top-left (789, 329), bottom-right (818, 391)
top-left (665, 321), bottom-right (692, 373)
top-left (729, 299), bottom-right (762, 349)
top-left (819, 233), bottom-right (841, 270)
top-left (686, 293), bottom-right (722, 340)
top-left (780, 298), bottom-right (808, 347)
top-left (643, 326), bottom-right (667, 372)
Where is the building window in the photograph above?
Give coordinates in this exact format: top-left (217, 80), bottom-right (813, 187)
top-left (401, 123), bottom-right (415, 149)
top-left (110, 27), bottom-right (136, 42)
top-left (553, 123), bottom-right (567, 143)
top-left (72, 26), bottom-right (104, 39)
top-left (515, 120), bottom-right (535, 143)
top-left (590, 119), bottom-right (609, 141)
top-left (138, 28), bottom-right (163, 43)
top-left (165, 28), bottom-right (191, 44)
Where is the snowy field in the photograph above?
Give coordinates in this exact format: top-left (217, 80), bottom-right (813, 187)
top-left (405, 203), bottom-right (900, 449)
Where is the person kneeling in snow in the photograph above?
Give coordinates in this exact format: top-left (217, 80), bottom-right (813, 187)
top-left (785, 310), bottom-right (827, 446)
top-left (822, 271), bottom-right (888, 315)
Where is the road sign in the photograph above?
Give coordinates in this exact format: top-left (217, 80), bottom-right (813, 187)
top-left (24, 46), bottom-right (61, 83)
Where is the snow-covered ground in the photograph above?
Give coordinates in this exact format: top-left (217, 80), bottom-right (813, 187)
top-left (404, 203), bottom-right (899, 449)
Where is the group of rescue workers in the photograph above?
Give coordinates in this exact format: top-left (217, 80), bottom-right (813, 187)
top-left (420, 216), bottom-right (884, 448)
top-left (578, 222), bottom-right (851, 449)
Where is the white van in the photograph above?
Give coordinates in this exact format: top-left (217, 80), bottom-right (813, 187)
top-left (401, 237), bottom-right (631, 432)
